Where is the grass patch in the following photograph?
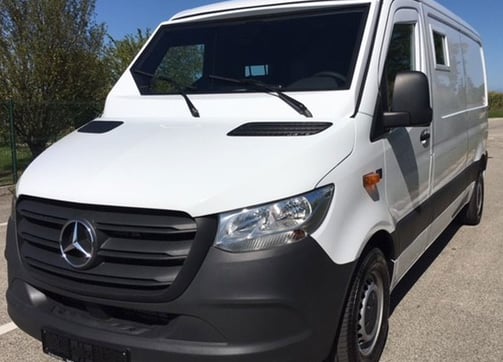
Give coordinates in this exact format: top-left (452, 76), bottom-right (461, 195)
top-left (489, 109), bottom-right (503, 118)
top-left (0, 145), bottom-right (33, 186)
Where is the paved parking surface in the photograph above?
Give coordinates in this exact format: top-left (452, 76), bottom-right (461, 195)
top-left (1, 120), bottom-right (502, 361)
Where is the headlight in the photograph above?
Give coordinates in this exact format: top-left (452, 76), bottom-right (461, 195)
top-left (215, 185), bottom-right (334, 252)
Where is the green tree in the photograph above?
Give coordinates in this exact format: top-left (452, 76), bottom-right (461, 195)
top-left (0, 0), bottom-right (108, 157)
top-left (489, 92), bottom-right (503, 109)
top-left (489, 92), bottom-right (503, 117)
top-left (105, 30), bottom-right (204, 94)
top-left (152, 44), bottom-right (204, 93)
top-left (103, 29), bottom-right (151, 87)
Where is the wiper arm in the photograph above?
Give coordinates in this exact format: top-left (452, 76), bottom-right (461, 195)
top-left (132, 69), bottom-right (200, 118)
top-left (208, 74), bottom-right (313, 118)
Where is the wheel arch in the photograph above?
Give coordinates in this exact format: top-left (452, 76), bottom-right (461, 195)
top-left (360, 230), bottom-right (397, 278)
top-left (324, 228), bottom-right (396, 361)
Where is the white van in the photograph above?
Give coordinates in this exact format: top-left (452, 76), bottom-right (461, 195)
top-left (6, 0), bottom-right (488, 361)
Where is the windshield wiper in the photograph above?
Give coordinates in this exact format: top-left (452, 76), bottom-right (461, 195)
top-left (208, 74), bottom-right (313, 118)
top-left (132, 69), bottom-right (200, 118)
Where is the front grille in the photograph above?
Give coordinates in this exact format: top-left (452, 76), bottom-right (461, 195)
top-left (16, 197), bottom-right (207, 301)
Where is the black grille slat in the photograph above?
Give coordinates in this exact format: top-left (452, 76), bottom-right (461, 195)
top-left (26, 259), bottom-right (177, 288)
top-left (22, 244), bottom-right (75, 268)
top-left (16, 197), bottom-right (197, 298)
top-left (23, 254), bottom-right (180, 285)
top-left (96, 223), bottom-right (195, 236)
top-left (18, 218), bottom-right (61, 243)
top-left (94, 213), bottom-right (196, 231)
top-left (21, 233), bottom-right (60, 251)
top-left (101, 238), bottom-right (192, 257)
top-left (97, 250), bottom-right (186, 262)
top-left (17, 209), bottom-right (66, 227)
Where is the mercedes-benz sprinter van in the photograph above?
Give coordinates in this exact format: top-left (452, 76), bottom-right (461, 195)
top-left (6, 0), bottom-right (488, 361)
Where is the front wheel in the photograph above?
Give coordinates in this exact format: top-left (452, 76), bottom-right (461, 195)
top-left (334, 249), bottom-right (390, 362)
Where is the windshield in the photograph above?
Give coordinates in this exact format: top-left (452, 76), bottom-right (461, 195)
top-left (131, 6), bottom-right (369, 95)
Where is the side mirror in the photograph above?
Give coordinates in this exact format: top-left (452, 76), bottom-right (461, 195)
top-left (383, 71), bottom-right (432, 128)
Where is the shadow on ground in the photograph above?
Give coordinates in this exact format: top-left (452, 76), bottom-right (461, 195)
top-left (390, 221), bottom-right (462, 315)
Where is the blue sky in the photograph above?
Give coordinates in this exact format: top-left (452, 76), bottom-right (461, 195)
top-left (95, 0), bottom-right (503, 91)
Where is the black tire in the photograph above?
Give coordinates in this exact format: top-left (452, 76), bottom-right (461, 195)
top-left (334, 249), bottom-right (390, 362)
top-left (459, 173), bottom-right (484, 226)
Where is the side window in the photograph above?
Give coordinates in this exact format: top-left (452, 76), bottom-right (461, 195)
top-left (384, 23), bottom-right (416, 110)
top-left (432, 31), bottom-right (449, 67)
top-left (462, 36), bottom-right (486, 108)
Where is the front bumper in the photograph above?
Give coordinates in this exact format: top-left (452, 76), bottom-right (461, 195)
top-left (6, 217), bottom-right (356, 361)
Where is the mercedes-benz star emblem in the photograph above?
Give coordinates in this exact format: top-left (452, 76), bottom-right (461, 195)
top-left (59, 220), bottom-right (97, 269)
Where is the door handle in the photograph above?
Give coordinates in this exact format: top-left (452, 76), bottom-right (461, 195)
top-left (420, 130), bottom-right (431, 145)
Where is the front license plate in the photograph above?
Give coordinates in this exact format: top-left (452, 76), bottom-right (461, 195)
top-left (42, 329), bottom-right (129, 362)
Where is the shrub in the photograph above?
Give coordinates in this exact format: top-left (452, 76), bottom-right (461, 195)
top-left (489, 92), bottom-right (503, 117)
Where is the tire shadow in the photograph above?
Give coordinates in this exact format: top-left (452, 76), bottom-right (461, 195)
top-left (390, 221), bottom-right (462, 315)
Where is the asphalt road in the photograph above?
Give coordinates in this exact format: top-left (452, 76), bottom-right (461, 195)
top-left (1, 119), bottom-right (502, 361)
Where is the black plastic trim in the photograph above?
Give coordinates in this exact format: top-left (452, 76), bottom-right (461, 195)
top-left (78, 121), bottom-right (123, 134)
top-left (7, 228), bottom-right (357, 361)
top-left (228, 122), bottom-right (332, 136)
top-left (393, 159), bottom-right (484, 256)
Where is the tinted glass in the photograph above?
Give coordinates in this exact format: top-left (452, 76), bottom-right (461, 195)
top-left (385, 23), bottom-right (416, 109)
top-left (131, 6), bottom-right (369, 94)
top-left (433, 31), bottom-right (448, 66)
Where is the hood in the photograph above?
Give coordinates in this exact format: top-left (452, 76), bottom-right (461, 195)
top-left (17, 117), bottom-right (354, 217)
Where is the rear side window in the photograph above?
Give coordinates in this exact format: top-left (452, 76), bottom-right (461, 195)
top-left (433, 31), bottom-right (449, 67)
top-left (462, 36), bottom-right (486, 108)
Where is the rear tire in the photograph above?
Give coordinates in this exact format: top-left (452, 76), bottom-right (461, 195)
top-left (334, 249), bottom-right (390, 362)
top-left (459, 173), bottom-right (484, 225)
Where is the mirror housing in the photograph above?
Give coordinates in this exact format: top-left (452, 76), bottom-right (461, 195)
top-left (383, 71), bottom-right (432, 128)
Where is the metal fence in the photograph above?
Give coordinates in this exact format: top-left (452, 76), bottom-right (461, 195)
top-left (0, 100), bottom-right (102, 186)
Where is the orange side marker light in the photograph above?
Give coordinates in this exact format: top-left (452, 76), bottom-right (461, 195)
top-left (363, 171), bottom-right (382, 191)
